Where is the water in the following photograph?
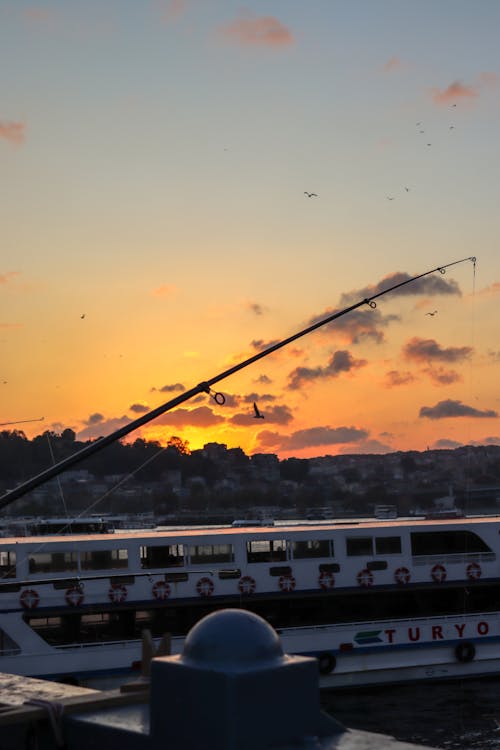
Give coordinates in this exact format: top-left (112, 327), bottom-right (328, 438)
top-left (321, 678), bottom-right (500, 749)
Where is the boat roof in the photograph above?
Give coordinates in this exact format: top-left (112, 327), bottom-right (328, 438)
top-left (0, 515), bottom-right (498, 545)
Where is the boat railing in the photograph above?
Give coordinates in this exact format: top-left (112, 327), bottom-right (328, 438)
top-left (412, 551), bottom-right (496, 566)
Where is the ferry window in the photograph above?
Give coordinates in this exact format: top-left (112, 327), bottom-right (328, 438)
top-left (375, 537), bottom-right (401, 555)
top-left (28, 551), bottom-right (78, 574)
top-left (140, 544), bottom-right (184, 569)
top-left (292, 539), bottom-right (332, 559)
top-left (411, 531), bottom-right (491, 556)
top-left (346, 537), bottom-right (373, 556)
top-left (189, 544), bottom-right (234, 564)
top-left (0, 550), bottom-right (16, 578)
top-left (246, 539), bottom-right (287, 563)
top-left (80, 549), bottom-right (128, 570)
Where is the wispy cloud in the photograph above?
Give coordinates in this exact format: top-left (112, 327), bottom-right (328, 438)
top-left (152, 284), bottom-right (177, 298)
top-left (476, 282), bottom-right (500, 297)
top-left (422, 366), bottom-right (462, 386)
top-left (156, 0), bottom-right (187, 24)
top-left (432, 80), bottom-right (478, 105)
top-left (0, 121), bottom-right (26, 145)
top-left (382, 56), bottom-right (403, 72)
top-left (403, 337), bottom-right (473, 363)
top-left (419, 399), bottom-right (498, 420)
top-left (219, 11), bottom-right (293, 47)
top-left (287, 350), bottom-right (367, 391)
top-left (0, 272), bottom-right (21, 285)
top-left (256, 425), bottom-right (369, 452)
top-left (384, 369), bottom-right (416, 387)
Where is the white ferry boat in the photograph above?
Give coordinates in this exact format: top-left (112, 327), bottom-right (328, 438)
top-left (0, 515), bottom-right (499, 688)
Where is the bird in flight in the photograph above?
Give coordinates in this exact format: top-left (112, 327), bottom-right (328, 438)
top-left (81, 314), bottom-right (85, 319)
top-left (426, 310), bottom-right (438, 317)
top-left (386, 196), bottom-right (395, 200)
top-left (253, 402), bottom-right (265, 419)
top-left (304, 192), bottom-right (318, 198)
top-left (404, 187), bottom-right (410, 192)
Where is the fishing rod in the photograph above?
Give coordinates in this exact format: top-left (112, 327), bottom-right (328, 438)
top-left (0, 256), bottom-right (475, 510)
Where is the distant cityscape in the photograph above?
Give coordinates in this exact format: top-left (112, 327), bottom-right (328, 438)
top-left (0, 429), bottom-right (499, 523)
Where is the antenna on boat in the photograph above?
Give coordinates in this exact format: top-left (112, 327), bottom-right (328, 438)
top-left (0, 256), bottom-right (476, 510)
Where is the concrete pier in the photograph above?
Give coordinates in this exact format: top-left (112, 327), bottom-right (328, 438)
top-left (0, 609), bottom-right (438, 749)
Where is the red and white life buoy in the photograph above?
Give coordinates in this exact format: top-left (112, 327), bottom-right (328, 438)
top-left (356, 569), bottom-right (374, 587)
top-left (394, 567), bottom-right (411, 585)
top-left (466, 562), bottom-right (481, 581)
top-left (238, 576), bottom-right (256, 595)
top-left (431, 563), bottom-right (447, 583)
top-left (152, 581), bottom-right (171, 600)
top-left (196, 577), bottom-right (214, 597)
top-left (20, 588), bottom-right (39, 610)
top-left (278, 575), bottom-right (296, 593)
top-left (318, 571), bottom-right (335, 590)
top-left (65, 586), bottom-right (84, 607)
top-left (108, 583), bottom-right (128, 603)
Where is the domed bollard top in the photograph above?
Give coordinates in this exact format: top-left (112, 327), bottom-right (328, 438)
top-left (150, 608), bottom-right (342, 750)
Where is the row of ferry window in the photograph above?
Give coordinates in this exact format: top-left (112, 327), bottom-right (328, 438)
top-left (0, 531), bottom-right (490, 576)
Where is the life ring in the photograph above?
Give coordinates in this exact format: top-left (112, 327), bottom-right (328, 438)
top-left (65, 586), bottom-right (84, 607)
top-left (20, 588), bottom-right (39, 610)
top-left (466, 562), bottom-right (481, 581)
top-left (318, 571), bottom-right (335, 590)
top-left (196, 577), bottom-right (214, 597)
top-left (431, 563), bottom-right (447, 583)
top-left (455, 642), bottom-right (475, 663)
top-left (317, 652), bottom-right (336, 675)
top-left (152, 581), bottom-right (171, 600)
top-left (108, 583), bottom-right (128, 604)
top-left (356, 569), bottom-right (374, 587)
top-left (394, 567), bottom-right (411, 585)
top-left (278, 575), bottom-right (296, 593)
top-left (238, 576), bottom-right (256, 595)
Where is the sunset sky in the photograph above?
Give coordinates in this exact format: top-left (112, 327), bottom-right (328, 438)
top-left (1, 1), bottom-right (499, 460)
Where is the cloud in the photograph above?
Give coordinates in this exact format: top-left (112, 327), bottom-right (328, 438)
top-left (403, 337), bottom-right (473, 363)
top-left (338, 437), bottom-right (393, 455)
top-left (246, 301), bottom-right (267, 316)
top-left (287, 350), bottom-right (367, 390)
top-left (476, 282), bottom-right (500, 297)
top-left (482, 436), bottom-right (500, 446)
top-left (340, 271), bottom-right (461, 306)
top-left (152, 383), bottom-right (186, 393)
top-left (152, 284), bottom-right (176, 298)
top-left (487, 350), bottom-right (500, 362)
top-left (154, 405), bottom-right (225, 427)
top-left (230, 403), bottom-right (293, 426)
top-left (0, 121), bottom-right (26, 145)
top-left (432, 80), bottom-right (478, 105)
top-left (256, 425), bottom-right (369, 452)
top-left (384, 370), bottom-right (416, 387)
top-left (382, 56), bottom-right (403, 72)
top-left (0, 272), bottom-right (20, 285)
top-left (432, 438), bottom-right (463, 449)
top-left (241, 392), bottom-right (276, 404)
top-left (156, 0), bottom-right (187, 24)
top-left (77, 414), bottom-right (130, 440)
top-left (254, 374), bottom-right (272, 384)
top-left (419, 399), bottom-right (498, 420)
top-left (129, 403), bottom-right (149, 414)
top-left (219, 12), bottom-right (293, 47)
top-left (307, 307), bottom-right (398, 345)
top-left (0, 322), bottom-right (23, 329)
top-left (422, 367), bottom-right (462, 386)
